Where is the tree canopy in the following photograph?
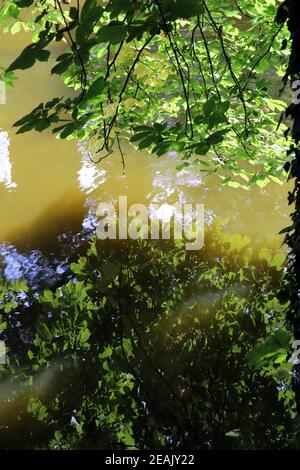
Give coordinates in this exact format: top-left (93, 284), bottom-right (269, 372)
top-left (0, 0), bottom-right (290, 188)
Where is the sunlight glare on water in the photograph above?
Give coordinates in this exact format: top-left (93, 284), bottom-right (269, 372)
top-left (0, 131), bottom-right (16, 190)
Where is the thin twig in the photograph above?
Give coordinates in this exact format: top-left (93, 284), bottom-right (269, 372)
top-left (203, 2), bottom-right (250, 130)
top-left (116, 134), bottom-right (126, 175)
top-left (155, 0), bottom-right (194, 139)
top-left (197, 16), bottom-right (221, 101)
top-left (55, 0), bottom-right (87, 107)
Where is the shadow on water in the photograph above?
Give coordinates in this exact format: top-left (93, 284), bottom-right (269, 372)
top-left (0, 189), bottom-right (96, 288)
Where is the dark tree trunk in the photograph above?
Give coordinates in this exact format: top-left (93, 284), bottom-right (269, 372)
top-left (276, 0), bottom-right (300, 413)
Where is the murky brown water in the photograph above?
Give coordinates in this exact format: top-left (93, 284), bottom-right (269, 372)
top-left (0, 30), bottom-right (292, 282)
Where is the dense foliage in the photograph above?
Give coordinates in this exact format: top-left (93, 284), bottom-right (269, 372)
top-left (0, 234), bottom-right (297, 449)
top-left (0, 0), bottom-right (290, 187)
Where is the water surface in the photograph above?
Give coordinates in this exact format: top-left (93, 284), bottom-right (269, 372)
top-left (0, 31), bottom-right (292, 284)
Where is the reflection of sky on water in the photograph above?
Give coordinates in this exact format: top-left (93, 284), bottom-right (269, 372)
top-left (0, 131), bottom-right (17, 190)
top-left (0, 242), bottom-right (65, 286)
top-left (152, 166), bottom-right (203, 190)
top-left (0, 137), bottom-right (210, 283)
top-left (148, 156), bottom-right (214, 225)
top-left (77, 143), bottom-right (107, 194)
top-left (0, 138), bottom-right (102, 284)
top-left (150, 158), bottom-right (203, 203)
top-left (0, 209), bottom-right (98, 286)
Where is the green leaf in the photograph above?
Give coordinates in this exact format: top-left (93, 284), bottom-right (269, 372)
top-left (51, 56), bottom-right (73, 75)
top-left (14, 111), bottom-right (40, 127)
top-left (97, 23), bottom-right (127, 45)
top-left (130, 131), bottom-right (154, 143)
top-left (83, 76), bottom-right (106, 102)
top-left (35, 119), bottom-right (50, 132)
top-left (7, 45), bottom-right (37, 72)
top-left (155, 141), bottom-right (174, 156)
top-left (138, 135), bottom-right (157, 150)
top-left (248, 329), bottom-right (292, 368)
top-left (36, 49), bottom-right (50, 62)
top-left (79, 326), bottom-right (91, 345)
top-left (69, 7), bottom-right (78, 20)
top-left (28, 350), bottom-right (34, 360)
top-left (16, 121), bottom-right (38, 134)
top-left (206, 131), bottom-right (225, 145)
top-left (99, 346), bottom-right (113, 359)
top-left (80, 0), bottom-right (103, 23)
top-left (166, 0), bottom-right (204, 19)
top-left (0, 3), bottom-right (20, 25)
top-left (53, 123), bottom-right (79, 139)
top-left (203, 98), bottom-right (217, 118)
top-left (195, 142), bottom-right (210, 155)
top-left (15, 0), bottom-right (34, 6)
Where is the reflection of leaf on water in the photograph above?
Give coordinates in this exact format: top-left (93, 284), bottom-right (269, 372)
top-left (0, 235), bottom-right (295, 449)
top-left (225, 429), bottom-right (240, 438)
top-left (248, 328), bottom-right (292, 368)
